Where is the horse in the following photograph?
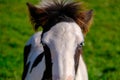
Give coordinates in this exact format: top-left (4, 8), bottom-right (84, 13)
top-left (22, 0), bottom-right (93, 80)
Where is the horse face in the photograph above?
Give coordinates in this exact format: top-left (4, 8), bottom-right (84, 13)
top-left (25, 0), bottom-right (93, 79)
top-left (41, 21), bottom-right (84, 79)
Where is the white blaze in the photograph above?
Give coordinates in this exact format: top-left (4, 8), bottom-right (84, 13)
top-left (42, 22), bottom-right (84, 80)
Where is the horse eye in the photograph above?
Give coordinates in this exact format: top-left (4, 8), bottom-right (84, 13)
top-left (78, 42), bottom-right (84, 47)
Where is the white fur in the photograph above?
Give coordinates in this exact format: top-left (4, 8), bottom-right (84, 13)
top-left (25, 32), bottom-right (46, 80)
top-left (75, 55), bottom-right (88, 80)
top-left (24, 22), bottom-right (88, 80)
top-left (42, 22), bottom-right (86, 80)
top-left (37, 0), bottom-right (73, 8)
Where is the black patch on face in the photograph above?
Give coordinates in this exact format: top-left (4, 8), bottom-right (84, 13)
top-left (22, 62), bottom-right (30, 80)
top-left (23, 44), bottom-right (31, 66)
top-left (74, 46), bottom-right (82, 74)
top-left (30, 52), bottom-right (44, 72)
top-left (22, 45), bottom-right (31, 80)
top-left (41, 45), bottom-right (52, 80)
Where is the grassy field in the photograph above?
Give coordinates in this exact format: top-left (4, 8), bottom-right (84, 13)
top-left (0, 0), bottom-right (120, 80)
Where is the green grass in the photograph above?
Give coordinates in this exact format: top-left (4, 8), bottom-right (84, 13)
top-left (0, 0), bottom-right (120, 80)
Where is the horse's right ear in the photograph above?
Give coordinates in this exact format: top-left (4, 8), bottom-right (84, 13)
top-left (26, 2), bottom-right (47, 30)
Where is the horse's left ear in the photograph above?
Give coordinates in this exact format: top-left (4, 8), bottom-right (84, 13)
top-left (81, 10), bottom-right (93, 24)
top-left (78, 10), bottom-right (93, 34)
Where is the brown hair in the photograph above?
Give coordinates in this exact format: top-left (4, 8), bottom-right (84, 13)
top-left (27, 0), bottom-right (93, 34)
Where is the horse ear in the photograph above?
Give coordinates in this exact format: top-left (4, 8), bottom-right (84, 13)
top-left (80, 10), bottom-right (93, 24)
top-left (78, 10), bottom-right (93, 34)
top-left (26, 2), bottom-right (47, 30)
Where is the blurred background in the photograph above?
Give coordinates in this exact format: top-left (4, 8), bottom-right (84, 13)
top-left (0, 0), bottom-right (120, 80)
